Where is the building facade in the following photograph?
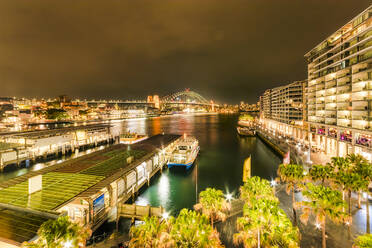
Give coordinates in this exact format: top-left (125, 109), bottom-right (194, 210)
top-left (260, 81), bottom-right (306, 125)
top-left (304, 5), bottom-right (372, 159)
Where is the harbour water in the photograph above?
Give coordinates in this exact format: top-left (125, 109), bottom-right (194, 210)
top-left (0, 114), bottom-right (282, 247)
top-left (115, 114), bottom-right (281, 213)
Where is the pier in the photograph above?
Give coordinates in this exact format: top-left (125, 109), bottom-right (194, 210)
top-left (118, 203), bottom-right (165, 220)
top-left (0, 134), bottom-right (182, 247)
top-left (0, 124), bottom-right (118, 171)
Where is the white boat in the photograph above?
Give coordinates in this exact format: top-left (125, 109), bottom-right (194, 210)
top-left (167, 135), bottom-right (199, 169)
top-left (119, 132), bottom-right (148, 144)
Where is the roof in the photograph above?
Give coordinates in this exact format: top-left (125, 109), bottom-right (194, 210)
top-left (0, 134), bottom-right (181, 211)
top-left (0, 143), bottom-right (23, 151)
top-left (0, 207), bottom-right (52, 245)
top-left (0, 124), bottom-right (111, 139)
top-left (0, 172), bottom-right (103, 212)
top-left (305, 5), bottom-right (372, 57)
top-left (131, 134), bottom-right (181, 153)
top-left (76, 134), bottom-right (181, 198)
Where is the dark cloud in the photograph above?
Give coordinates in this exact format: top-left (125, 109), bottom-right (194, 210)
top-left (0, 0), bottom-right (370, 103)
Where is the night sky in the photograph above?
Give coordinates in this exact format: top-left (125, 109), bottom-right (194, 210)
top-left (0, 1), bottom-right (371, 103)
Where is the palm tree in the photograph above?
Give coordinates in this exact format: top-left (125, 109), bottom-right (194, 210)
top-left (308, 164), bottom-right (333, 185)
top-left (234, 199), bottom-right (299, 248)
top-left (22, 216), bottom-right (91, 248)
top-left (328, 156), bottom-right (351, 211)
top-left (170, 209), bottom-right (223, 248)
top-left (347, 154), bottom-right (369, 208)
top-left (277, 163), bottom-right (305, 225)
top-left (354, 162), bottom-right (372, 233)
top-left (239, 176), bottom-right (277, 205)
top-left (194, 188), bottom-right (230, 227)
top-left (334, 171), bottom-right (368, 217)
top-left (328, 156), bottom-right (350, 173)
top-left (353, 233), bottom-right (372, 248)
top-left (129, 216), bottom-right (172, 248)
top-left (297, 183), bottom-right (348, 248)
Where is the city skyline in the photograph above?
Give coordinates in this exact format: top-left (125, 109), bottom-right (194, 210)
top-left (0, 0), bottom-right (371, 103)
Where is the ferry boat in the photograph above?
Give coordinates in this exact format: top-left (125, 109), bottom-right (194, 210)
top-left (167, 135), bottom-right (199, 169)
top-left (120, 132), bottom-right (148, 144)
top-left (237, 126), bottom-right (256, 136)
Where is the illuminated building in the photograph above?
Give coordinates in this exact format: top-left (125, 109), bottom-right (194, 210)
top-left (305, 5), bottom-right (372, 159)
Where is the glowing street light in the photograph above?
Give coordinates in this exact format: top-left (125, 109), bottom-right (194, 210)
top-left (315, 222), bottom-right (321, 229)
top-left (270, 180), bottom-right (277, 187)
top-left (64, 240), bottom-right (72, 248)
top-left (225, 193), bottom-right (233, 202)
top-left (162, 212), bottom-right (170, 220)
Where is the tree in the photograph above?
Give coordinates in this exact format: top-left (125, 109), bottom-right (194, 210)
top-left (170, 209), bottom-right (223, 248)
top-left (239, 176), bottom-right (277, 205)
top-left (308, 164), bottom-right (333, 185)
top-left (22, 216), bottom-right (91, 248)
top-left (328, 157), bottom-right (351, 211)
top-left (347, 154), bottom-right (369, 209)
top-left (45, 109), bottom-right (70, 120)
top-left (239, 114), bottom-right (254, 122)
top-left (234, 199), bottom-right (299, 248)
top-left (353, 233), bottom-right (372, 248)
top-left (328, 156), bottom-right (350, 173)
top-left (334, 171), bottom-right (368, 217)
top-left (297, 183), bottom-right (348, 248)
top-left (129, 216), bottom-right (171, 248)
top-left (354, 162), bottom-right (372, 233)
top-left (194, 188), bottom-right (230, 227)
top-left (277, 164), bottom-right (305, 225)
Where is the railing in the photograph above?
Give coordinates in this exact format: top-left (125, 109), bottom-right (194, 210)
top-left (118, 203), bottom-right (165, 219)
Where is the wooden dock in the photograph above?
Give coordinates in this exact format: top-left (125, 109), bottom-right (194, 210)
top-left (118, 203), bottom-right (165, 219)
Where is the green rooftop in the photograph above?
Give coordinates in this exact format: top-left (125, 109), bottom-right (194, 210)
top-left (0, 172), bottom-right (103, 212)
top-left (80, 149), bottom-right (146, 176)
top-left (0, 148), bottom-right (146, 212)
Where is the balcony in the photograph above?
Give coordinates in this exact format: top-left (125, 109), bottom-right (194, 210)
top-left (337, 119), bottom-right (352, 128)
top-left (352, 81), bottom-right (372, 92)
top-left (337, 76), bottom-right (351, 86)
top-left (325, 118), bottom-right (337, 125)
top-left (325, 80), bottom-right (337, 89)
top-left (325, 96), bottom-right (337, 103)
top-left (352, 120), bottom-right (371, 130)
top-left (352, 70), bottom-right (372, 83)
top-left (337, 87), bottom-right (352, 94)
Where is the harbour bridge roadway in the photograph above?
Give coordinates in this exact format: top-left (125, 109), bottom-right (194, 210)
top-left (86, 90), bottom-right (218, 109)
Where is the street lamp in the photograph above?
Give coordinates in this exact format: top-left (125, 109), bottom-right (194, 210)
top-left (162, 212), bottom-right (170, 220)
top-left (64, 240), bottom-right (72, 248)
top-left (225, 193), bottom-right (233, 202)
top-left (315, 222), bottom-right (321, 230)
top-left (270, 180), bottom-right (277, 187)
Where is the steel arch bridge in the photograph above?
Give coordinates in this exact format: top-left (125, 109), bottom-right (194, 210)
top-left (161, 90), bottom-right (211, 105)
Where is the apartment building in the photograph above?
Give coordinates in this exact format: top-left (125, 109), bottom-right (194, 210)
top-left (262, 89), bottom-right (272, 119)
top-left (260, 81), bottom-right (306, 124)
top-left (305, 5), bottom-right (372, 159)
top-left (271, 81), bottom-right (305, 125)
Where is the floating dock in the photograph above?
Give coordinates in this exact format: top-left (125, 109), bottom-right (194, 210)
top-left (0, 134), bottom-right (182, 247)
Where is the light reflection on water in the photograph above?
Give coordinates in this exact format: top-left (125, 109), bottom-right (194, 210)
top-left (125, 114), bottom-right (281, 215)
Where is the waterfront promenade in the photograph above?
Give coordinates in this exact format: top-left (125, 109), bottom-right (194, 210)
top-left (255, 125), bottom-right (333, 166)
